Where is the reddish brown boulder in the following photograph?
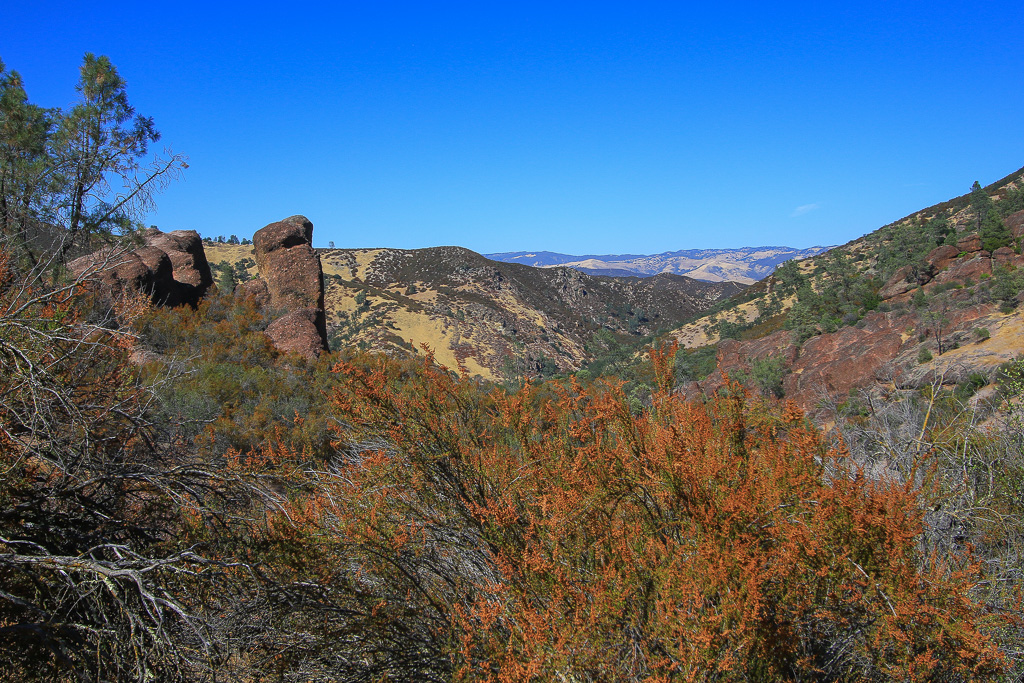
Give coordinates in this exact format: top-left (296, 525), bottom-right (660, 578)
top-left (932, 255), bottom-right (992, 286)
top-left (879, 266), bottom-right (916, 300)
top-left (958, 233), bottom-right (983, 253)
top-left (252, 215), bottom-right (329, 357)
top-left (253, 216), bottom-right (325, 313)
top-left (69, 247), bottom-right (175, 304)
top-left (1001, 253), bottom-right (1024, 270)
top-left (236, 278), bottom-right (271, 308)
top-left (992, 246), bottom-right (1017, 267)
top-left (69, 229), bottom-right (214, 308)
top-left (926, 244), bottom-right (961, 271)
top-left (144, 228), bottom-right (214, 303)
top-left (265, 308), bottom-right (326, 359)
top-left (1006, 210), bottom-right (1024, 240)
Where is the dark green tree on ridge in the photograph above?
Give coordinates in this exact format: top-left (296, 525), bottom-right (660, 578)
top-left (0, 53), bottom-right (186, 264)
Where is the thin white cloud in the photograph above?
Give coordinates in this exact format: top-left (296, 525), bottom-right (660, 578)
top-left (790, 203), bottom-right (820, 218)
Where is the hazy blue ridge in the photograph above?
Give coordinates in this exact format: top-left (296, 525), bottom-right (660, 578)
top-left (485, 246), bottom-right (832, 281)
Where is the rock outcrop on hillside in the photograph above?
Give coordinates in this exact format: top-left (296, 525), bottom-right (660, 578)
top-left (143, 228), bottom-right (214, 302)
top-left (1006, 209), bottom-right (1024, 239)
top-left (679, 194), bottom-right (1024, 413)
top-left (685, 296), bottom-right (1020, 412)
top-left (69, 228), bottom-right (214, 307)
top-left (689, 312), bottom-right (918, 406)
top-left (251, 215), bottom-right (329, 359)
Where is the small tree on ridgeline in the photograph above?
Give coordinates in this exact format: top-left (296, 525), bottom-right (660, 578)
top-left (968, 180), bottom-right (1010, 251)
top-left (970, 181), bottom-right (992, 231)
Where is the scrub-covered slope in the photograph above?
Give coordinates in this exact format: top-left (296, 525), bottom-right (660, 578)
top-left (671, 166), bottom-right (1024, 411)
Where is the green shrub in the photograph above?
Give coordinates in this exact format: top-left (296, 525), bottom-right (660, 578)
top-left (912, 288), bottom-right (928, 308)
top-left (751, 355), bottom-right (787, 398)
top-left (918, 347), bottom-right (933, 364)
top-left (954, 373), bottom-right (988, 401)
top-left (675, 345), bottom-right (717, 383)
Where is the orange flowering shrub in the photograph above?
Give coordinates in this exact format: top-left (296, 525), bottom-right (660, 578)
top-left (305, 345), bottom-right (1005, 681)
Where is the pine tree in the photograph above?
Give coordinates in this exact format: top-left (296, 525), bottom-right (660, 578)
top-left (0, 59), bottom-right (53, 265)
top-left (981, 208), bottom-right (1013, 251)
top-left (969, 180), bottom-right (994, 233)
top-left (0, 54), bottom-right (186, 262)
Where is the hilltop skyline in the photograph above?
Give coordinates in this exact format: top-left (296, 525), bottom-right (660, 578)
top-left (4, 2), bottom-right (1024, 253)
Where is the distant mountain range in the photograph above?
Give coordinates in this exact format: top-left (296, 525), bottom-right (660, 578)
top-left (485, 246), bottom-right (831, 284)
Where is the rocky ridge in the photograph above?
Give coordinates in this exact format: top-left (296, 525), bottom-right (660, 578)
top-left (673, 171), bottom-right (1024, 414)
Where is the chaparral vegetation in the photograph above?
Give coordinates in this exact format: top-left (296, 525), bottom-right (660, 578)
top-left (2, 54), bottom-right (1023, 683)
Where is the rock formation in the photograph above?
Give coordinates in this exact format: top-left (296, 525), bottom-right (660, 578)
top-left (957, 232), bottom-right (983, 253)
top-left (142, 228), bottom-right (214, 304)
top-left (1006, 209), bottom-right (1024, 240)
top-left (235, 278), bottom-right (271, 309)
top-left (69, 247), bottom-right (174, 303)
top-left (251, 215), bottom-right (329, 358)
top-left (68, 228), bottom-right (213, 307)
top-left (265, 309), bottom-right (328, 360)
top-left (877, 265), bottom-right (916, 300)
top-left (925, 244), bottom-right (961, 272)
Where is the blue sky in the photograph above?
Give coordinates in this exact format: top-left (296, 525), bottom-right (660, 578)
top-left (4, 2), bottom-right (1023, 253)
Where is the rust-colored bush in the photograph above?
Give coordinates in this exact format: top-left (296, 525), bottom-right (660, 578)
top-left (260, 344), bottom-right (1006, 681)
